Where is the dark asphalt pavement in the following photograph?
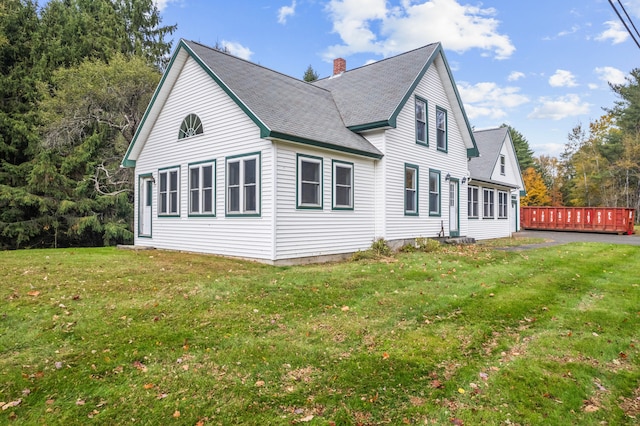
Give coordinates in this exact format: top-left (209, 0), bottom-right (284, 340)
top-left (512, 229), bottom-right (640, 248)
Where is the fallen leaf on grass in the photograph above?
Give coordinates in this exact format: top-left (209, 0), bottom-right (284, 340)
top-left (298, 415), bottom-right (314, 422)
top-left (27, 290), bottom-right (40, 297)
top-left (76, 400), bottom-right (85, 406)
top-left (341, 306), bottom-right (349, 312)
top-left (458, 388), bottom-right (465, 394)
top-left (132, 361), bottom-right (148, 372)
top-left (255, 380), bottom-right (265, 387)
top-left (157, 393), bottom-right (168, 400)
top-left (583, 403), bottom-right (600, 413)
top-left (382, 352), bottom-right (389, 360)
top-left (173, 410), bottom-right (180, 418)
top-left (430, 380), bottom-right (444, 389)
top-left (144, 383), bottom-right (154, 390)
top-left (1, 400), bottom-right (21, 410)
top-left (450, 418), bottom-right (464, 425)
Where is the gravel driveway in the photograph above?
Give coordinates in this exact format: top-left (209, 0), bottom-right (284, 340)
top-left (511, 229), bottom-right (640, 249)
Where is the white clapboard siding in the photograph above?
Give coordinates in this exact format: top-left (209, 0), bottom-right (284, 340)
top-left (382, 56), bottom-right (470, 241)
top-left (273, 142), bottom-right (377, 259)
top-left (467, 185), bottom-right (516, 240)
top-left (133, 57), bottom-right (274, 260)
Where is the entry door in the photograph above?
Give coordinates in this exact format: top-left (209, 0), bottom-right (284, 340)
top-left (449, 180), bottom-right (459, 237)
top-left (139, 177), bottom-right (153, 237)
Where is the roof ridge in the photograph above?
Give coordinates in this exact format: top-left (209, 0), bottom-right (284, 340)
top-left (184, 39), bottom-right (331, 92)
top-left (315, 42), bottom-right (440, 82)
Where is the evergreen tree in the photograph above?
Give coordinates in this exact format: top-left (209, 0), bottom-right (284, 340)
top-left (303, 65), bottom-right (318, 82)
top-left (501, 124), bottom-right (535, 171)
top-left (0, 0), bottom-right (44, 248)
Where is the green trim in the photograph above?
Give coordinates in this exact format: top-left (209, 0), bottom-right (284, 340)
top-left (122, 40), bottom-right (272, 169)
top-left (449, 177), bottom-right (460, 237)
top-left (389, 47), bottom-right (440, 130)
top-left (386, 44), bottom-right (478, 158)
top-left (181, 42), bottom-right (271, 138)
top-left (415, 96), bottom-right (429, 147)
top-left (332, 160), bottom-right (354, 211)
top-left (138, 173), bottom-right (153, 238)
top-left (225, 152), bottom-right (262, 217)
top-left (296, 154), bottom-right (324, 210)
top-left (347, 120), bottom-right (393, 133)
top-left (122, 42), bottom-right (186, 168)
top-left (157, 165), bottom-right (181, 218)
top-left (428, 169), bottom-right (441, 217)
top-left (404, 163), bottom-right (419, 216)
top-left (435, 106), bottom-right (448, 153)
top-left (519, 189), bottom-right (526, 197)
top-left (187, 159), bottom-right (216, 217)
top-left (268, 131), bottom-right (382, 160)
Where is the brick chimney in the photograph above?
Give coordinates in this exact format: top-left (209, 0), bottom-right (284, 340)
top-left (333, 58), bottom-right (346, 75)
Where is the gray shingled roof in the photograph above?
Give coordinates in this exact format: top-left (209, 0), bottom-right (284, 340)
top-left (183, 40), bottom-right (382, 158)
top-left (312, 44), bottom-right (439, 128)
top-left (469, 127), bottom-right (509, 182)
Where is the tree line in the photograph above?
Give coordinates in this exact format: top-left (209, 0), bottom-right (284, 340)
top-left (0, 0), bottom-right (175, 249)
top-left (1, 0), bottom-right (638, 250)
top-left (519, 73), bottom-right (640, 218)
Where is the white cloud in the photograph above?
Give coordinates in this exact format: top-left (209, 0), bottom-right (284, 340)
top-left (549, 70), bottom-right (578, 88)
top-left (457, 81), bottom-right (529, 120)
top-left (221, 41), bottom-right (254, 60)
top-left (528, 94), bottom-right (591, 120)
top-left (278, 1), bottom-right (297, 24)
top-left (595, 66), bottom-right (627, 86)
top-left (154, 0), bottom-right (181, 11)
top-left (596, 20), bottom-right (629, 44)
top-left (508, 71), bottom-right (525, 82)
top-left (323, 0), bottom-right (514, 61)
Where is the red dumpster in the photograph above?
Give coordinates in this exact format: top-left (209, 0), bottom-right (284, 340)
top-left (520, 207), bottom-right (635, 235)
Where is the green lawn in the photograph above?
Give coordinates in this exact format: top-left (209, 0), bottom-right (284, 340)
top-left (1, 241), bottom-right (639, 425)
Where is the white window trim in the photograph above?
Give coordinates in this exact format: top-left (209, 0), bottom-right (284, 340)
top-left (226, 153), bottom-right (260, 216)
top-left (500, 155), bottom-right (506, 175)
top-left (297, 155), bottom-right (323, 209)
top-left (483, 188), bottom-right (495, 219)
top-left (498, 190), bottom-right (508, 219)
top-left (188, 161), bottom-right (215, 216)
top-left (468, 186), bottom-right (479, 218)
top-left (333, 161), bottom-right (354, 210)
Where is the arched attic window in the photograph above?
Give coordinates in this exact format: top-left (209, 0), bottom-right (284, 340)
top-left (178, 113), bottom-right (203, 139)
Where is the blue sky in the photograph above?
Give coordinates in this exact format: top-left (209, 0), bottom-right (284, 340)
top-left (155, 0), bottom-right (640, 158)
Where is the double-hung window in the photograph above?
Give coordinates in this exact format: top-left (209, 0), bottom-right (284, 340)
top-left (333, 160), bottom-right (353, 209)
top-left (159, 167), bottom-right (180, 216)
top-left (404, 164), bottom-right (418, 215)
top-left (483, 188), bottom-right (494, 218)
top-left (297, 154), bottom-right (323, 208)
top-left (189, 161), bottom-right (215, 215)
top-left (468, 186), bottom-right (479, 218)
top-left (226, 153), bottom-right (260, 215)
top-left (436, 107), bottom-right (447, 152)
top-left (415, 97), bottom-right (427, 145)
top-left (498, 191), bottom-right (508, 218)
top-left (429, 169), bottom-right (441, 216)
top-left (500, 155), bottom-right (506, 175)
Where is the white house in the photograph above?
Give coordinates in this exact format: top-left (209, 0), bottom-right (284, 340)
top-left (122, 39), bottom-right (495, 264)
top-left (468, 127), bottom-right (526, 240)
